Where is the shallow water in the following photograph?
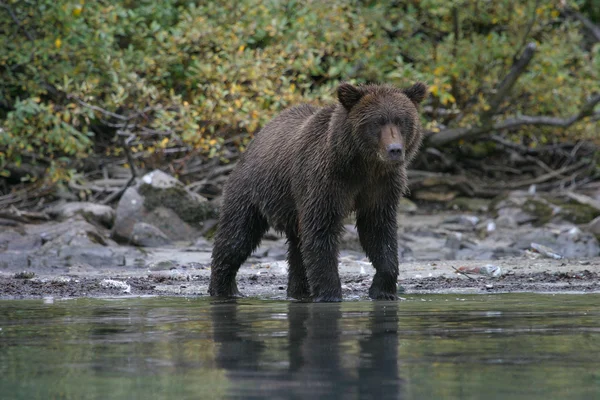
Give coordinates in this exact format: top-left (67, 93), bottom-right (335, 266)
top-left (1, 294), bottom-right (599, 400)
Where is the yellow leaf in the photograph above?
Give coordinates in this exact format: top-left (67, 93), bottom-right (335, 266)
top-left (55, 38), bottom-right (62, 49)
top-left (238, 45), bottom-right (245, 53)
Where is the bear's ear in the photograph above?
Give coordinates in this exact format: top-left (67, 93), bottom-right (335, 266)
top-left (403, 82), bottom-right (428, 105)
top-left (337, 83), bottom-right (364, 111)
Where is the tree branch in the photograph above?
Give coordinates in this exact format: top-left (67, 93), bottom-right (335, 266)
top-left (563, 7), bottom-right (600, 43)
top-left (428, 93), bottom-right (600, 146)
top-left (511, 0), bottom-right (541, 62)
top-left (0, 1), bottom-right (35, 41)
top-left (481, 42), bottom-right (536, 123)
top-left (427, 44), bottom-right (600, 147)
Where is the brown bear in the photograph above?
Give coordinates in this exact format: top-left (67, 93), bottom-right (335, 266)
top-left (208, 82), bottom-right (428, 302)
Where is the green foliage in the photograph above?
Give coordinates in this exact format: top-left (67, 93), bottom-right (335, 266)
top-left (0, 0), bottom-right (598, 183)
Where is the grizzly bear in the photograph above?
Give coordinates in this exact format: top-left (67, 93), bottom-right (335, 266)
top-left (208, 82), bottom-right (427, 302)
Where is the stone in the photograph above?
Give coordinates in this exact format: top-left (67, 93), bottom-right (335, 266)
top-left (449, 197), bottom-right (491, 212)
top-left (6, 234), bottom-right (42, 251)
top-left (112, 170), bottom-right (217, 244)
top-left (47, 202), bottom-right (116, 228)
top-left (397, 198), bottom-right (418, 213)
top-left (511, 227), bottom-right (600, 259)
top-left (588, 216), bottom-right (600, 237)
top-left (0, 251), bottom-right (31, 270)
top-left (130, 222), bottom-right (171, 247)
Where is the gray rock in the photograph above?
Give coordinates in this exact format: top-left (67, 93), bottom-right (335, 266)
top-left (0, 230), bottom-right (42, 252)
top-left (340, 224), bottom-right (361, 251)
top-left (130, 222), bottom-right (171, 247)
top-left (398, 198), bottom-right (418, 213)
top-left (112, 170), bottom-right (217, 244)
top-left (512, 227), bottom-right (600, 258)
top-left (190, 237), bottom-right (212, 251)
top-left (0, 231), bottom-right (24, 251)
top-left (556, 229), bottom-right (599, 258)
top-left (27, 218), bottom-right (109, 245)
top-left (587, 216), bottom-right (600, 237)
top-left (112, 187), bottom-right (145, 242)
top-left (47, 202), bottom-right (116, 228)
top-left (58, 246), bottom-right (126, 267)
top-left (0, 251), bottom-right (31, 270)
top-left (449, 197), bottom-right (491, 212)
top-left (7, 234), bottom-right (42, 251)
top-left (18, 217), bottom-right (136, 268)
top-left (496, 207), bottom-right (537, 226)
top-left (146, 260), bottom-right (177, 271)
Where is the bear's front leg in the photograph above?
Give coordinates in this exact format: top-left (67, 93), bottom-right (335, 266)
top-left (356, 205), bottom-right (399, 300)
top-left (299, 206), bottom-right (344, 302)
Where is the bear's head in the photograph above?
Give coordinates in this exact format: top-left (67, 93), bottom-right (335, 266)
top-left (337, 82), bottom-right (427, 165)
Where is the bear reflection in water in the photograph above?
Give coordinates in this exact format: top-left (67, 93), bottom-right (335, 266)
top-left (211, 301), bottom-right (401, 399)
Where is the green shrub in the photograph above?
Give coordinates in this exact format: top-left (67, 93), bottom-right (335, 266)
top-left (0, 0), bottom-right (598, 183)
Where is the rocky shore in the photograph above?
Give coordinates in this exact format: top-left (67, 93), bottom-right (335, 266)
top-left (1, 170), bottom-right (600, 299)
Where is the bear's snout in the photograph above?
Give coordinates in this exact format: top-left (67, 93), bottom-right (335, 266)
top-left (379, 124), bottom-right (404, 163)
top-left (386, 143), bottom-right (404, 161)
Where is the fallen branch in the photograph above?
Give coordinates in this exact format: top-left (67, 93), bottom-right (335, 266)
top-left (429, 93), bottom-right (600, 146)
top-left (565, 192), bottom-right (600, 212)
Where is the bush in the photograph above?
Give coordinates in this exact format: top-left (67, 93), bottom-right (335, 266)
top-left (0, 0), bottom-right (598, 184)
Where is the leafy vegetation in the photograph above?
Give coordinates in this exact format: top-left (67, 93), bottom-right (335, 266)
top-left (0, 0), bottom-right (598, 186)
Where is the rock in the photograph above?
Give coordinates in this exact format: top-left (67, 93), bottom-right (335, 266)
top-left (146, 260), bottom-right (178, 271)
top-left (413, 190), bottom-right (457, 202)
top-left (112, 170), bottom-right (217, 245)
top-left (100, 279), bottom-right (131, 293)
top-left (130, 222), bottom-right (171, 247)
top-left (47, 202), bottom-right (116, 228)
top-left (56, 245), bottom-right (127, 268)
top-left (550, 202), bottom-right (600, 224)
top-left (0, 231), bottom-right (24, 251)
top-left (512, 227), bottom-right (600, 258)
top-left (494, 192), bottom-right (600, 226)
top-left (495, 207), bottom-right (536, 226)
top-left (444, 233), bottom-right (463, 250)
top-left (588, 216), bottom-right (600, 237)
top-left (0, 230), bottom-right (42, 251)
top-left (15, 217), bottom-right (137, 269)
top-left (0, 252), bottom-right (30, 270)
top-left (6, 234), bottom-right (42, 251)
top-left (397, 198), bottom-right (418, 213)
top-left (340, 224), bottom-right (361, 252)
top-left (555, 228), bottom-right (599, 258)
top-left (250, 240), bottom-right (288, 261)
top-left (190, 237), bottom-right (212, 251)
top-left (449, 197), bottom-right (491, 212)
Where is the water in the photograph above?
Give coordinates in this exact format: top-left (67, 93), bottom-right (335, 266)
top-left (1, 294), bottom-right (599, 400)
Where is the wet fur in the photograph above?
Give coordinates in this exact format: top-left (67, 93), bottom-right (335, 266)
top-left (209, 82), bottom-right (427, 301)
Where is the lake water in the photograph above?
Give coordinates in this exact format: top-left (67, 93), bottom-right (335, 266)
top-left (1, 294), bottom-right (599, 399)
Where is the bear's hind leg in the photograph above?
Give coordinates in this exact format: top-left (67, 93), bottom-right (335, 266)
top-left (209, 203), bottom-right (268, 298)
top-left (286, 230), bottom-right (310, 300)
